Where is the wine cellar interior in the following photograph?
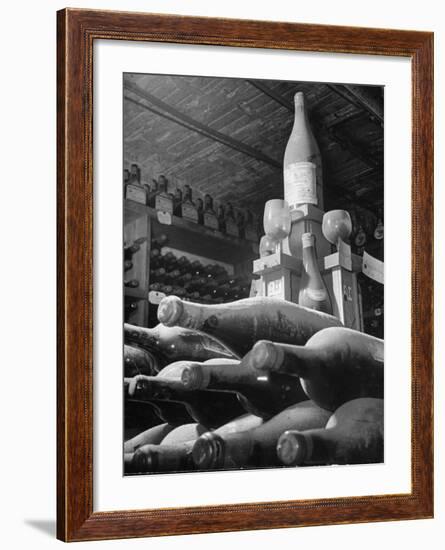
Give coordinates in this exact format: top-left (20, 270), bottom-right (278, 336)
top-left (123, 73), bottom-right (384, 473)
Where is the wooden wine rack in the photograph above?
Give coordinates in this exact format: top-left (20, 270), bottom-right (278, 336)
top-left (124, 199), bottom-right (258, 327)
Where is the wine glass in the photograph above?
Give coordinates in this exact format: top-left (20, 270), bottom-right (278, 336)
top-left (264, 199), bottom-right (291, 237)
top-left (322, 210), bottom-right (352, 250)
top-left (263, 199), bottom-right (291, 255)
top-left (259, 234), bottom-right (279, 257)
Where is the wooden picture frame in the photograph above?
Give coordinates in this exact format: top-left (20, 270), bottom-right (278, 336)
top-left (57, 8), bottom-right (434, 542)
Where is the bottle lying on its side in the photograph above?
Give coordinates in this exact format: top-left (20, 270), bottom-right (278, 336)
top-left (126, 413), bottom-right (263, 474)
top-left (192, 400), bottom-right (331, 470)
top-left (180, 353), bottom-right (307, 419)
top-left (124, 323), bottom-right (240, 367)
top-left (157, 295), bottom-right (342, 357)
top-left (247, 326), bottom-right (384, 411)
top-left (277, 398), bottom-right (384, 466)
top-left (127, 358), bottom-right (246, 429)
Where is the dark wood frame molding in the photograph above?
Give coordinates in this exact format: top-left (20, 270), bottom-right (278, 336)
top-left (57, 8), bottom-right (434, 542)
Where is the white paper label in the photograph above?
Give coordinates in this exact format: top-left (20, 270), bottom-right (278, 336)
top-left (267, 279), bottom-right (283, 297)
top-left (148, 291), bottom-right (166, 304)
top-left (156, 211), bottom-right (172, 225)
top-left (181, 203), bottom-right (198, 222)
top-left (203, 212), bottom-right (219, 230)
top-left (125, 184), bottom-right (146, 204)
top-left (362, 251), bottom-right (384, 284)
top-left (284, 161), bottom-right (317, 208)
top-left (226, 219), bottom-right (239, 237)
top-left (155, 194), bottom-right (174, 214)
top-left (307, 287), bottom-right (328, 301)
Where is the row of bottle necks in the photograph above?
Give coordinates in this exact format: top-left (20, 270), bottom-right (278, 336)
top-left (122, 313), bottom-right (384, 471)
top-left (124, 398), bottom-right (384, 473)
top-left (124, 168), bottom-right (259, 242)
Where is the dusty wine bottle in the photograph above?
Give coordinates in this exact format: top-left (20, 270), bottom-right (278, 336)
top-left (298, 232), bottom-right (332, 314)
top-left (181, 185), bottom-right (199, 223)
top-left (124, 279), bottom-right (139, 288)
top-left (173, 188), bottom-right (183, 217)
top-left (129, 373), bottom-right (246, 429)
top-left (180, 358), bottom-right (307, 419)
top-left (124, 422), bottom-right (175, 453)
top-left (157, 295), bottom-right (342, 356)
top-left (248, 327), bottom-right (383, 411)
top-left (124, 378), bottom-right (194, 426)
top-left (128, 441), bottom-right (195, 474)
top-left (283, 91), bottom-right (323, 209)
top-left (124, 323), bottom-right (239, 366)
top-left (126, 413), bottom-right (263, 473)
top-left (277, 398), bottom-right (384, 466)
top-left (124, 344), bottom-right (161, 377)
top-left (192, 400), bottom-right (331, 469)
top-left (124, 242), bottom-right (140, 260)
top-left (203, 194), bottom-right (218, 230)
top-left (161, 423), bottom-right (207, 445)
top-left (124, 260), bottom-right (133, 272)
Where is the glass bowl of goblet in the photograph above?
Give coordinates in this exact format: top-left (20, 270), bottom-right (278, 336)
top-left (263, 199), bottom-right (291, 242)
top-left (322, 209), bottom-right (352, 249)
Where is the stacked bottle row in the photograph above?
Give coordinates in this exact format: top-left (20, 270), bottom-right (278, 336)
top-left (124, 296), bottom-right (384, 473)
top-left (148, 235), bottom-right (252, 304)
top-left (124, 166), bottom-right (259, 242)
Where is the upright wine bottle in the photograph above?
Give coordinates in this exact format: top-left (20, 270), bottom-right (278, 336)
top-left (154, 175), bottom-right (174, 214)
top-left (157, 295), bottom-right (342, 356)
top-left (283, 91), bottom-right (323, 209)
top-left (298, 232), bottom-right (332, 314)
top-left (236, 211), bottom-right (245, 239)
top-left (224, 202), bottom-right (239, 237)
top-left (203, 194), bottom-right (218, 230)
top-left (196, 198), bottom-right (204, 225)
top-left (192, 400), bottom-right (331, 469)
top-left (277, 398), bottom-right (384, 466)
top-left (124, 323), bottom-right (239, 365)
top-left (127, 412), bottom-right (263, 473)
top-left (180, 359), bottom-right (307, 419)
top-left (217, 205), bottom-right (226, 233)
top-left (248, 327), bottom-right (383, 411)
top-left (173, 188), bottom-right (183, 217)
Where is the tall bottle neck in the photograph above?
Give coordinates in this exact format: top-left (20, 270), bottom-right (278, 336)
top-left (301, 233), bottom-right (319, 269)
top-left (291, 93), bottom-right (310, 134)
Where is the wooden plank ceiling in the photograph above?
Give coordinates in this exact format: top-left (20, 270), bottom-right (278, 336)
top-left (123, 73), bottom-right (383, 223)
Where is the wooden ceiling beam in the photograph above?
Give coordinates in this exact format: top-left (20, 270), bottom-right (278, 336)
top-left (248, 80), bottom-right (380, 170)
top-left (327, 84), bottom-right (383, 126)
top-left (124, 80), bottom-right (282, 169)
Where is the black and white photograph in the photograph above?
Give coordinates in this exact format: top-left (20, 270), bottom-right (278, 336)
top-left (122, 73), bottom-right (384, 475)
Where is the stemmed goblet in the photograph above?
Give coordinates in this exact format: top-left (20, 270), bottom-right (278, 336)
top-left (322, 209), bottom-right (352, 251)
top-left (262, 199), bottom-right (291, 255)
